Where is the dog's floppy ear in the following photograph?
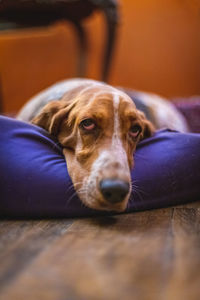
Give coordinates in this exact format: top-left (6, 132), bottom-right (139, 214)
top-left (138, 111), bottom-right (155, 140)
top-left (31, 100), bottom-right (74, 135)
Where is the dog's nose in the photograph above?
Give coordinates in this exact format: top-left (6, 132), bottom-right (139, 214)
top-left (100, 179), bottom-right (130, 203)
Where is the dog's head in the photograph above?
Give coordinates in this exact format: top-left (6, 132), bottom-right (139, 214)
top-left (32, 85), bottom-right (154, 212)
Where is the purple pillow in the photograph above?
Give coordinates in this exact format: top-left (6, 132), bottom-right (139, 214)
top-left (0, 115), bottom-right (200, 218)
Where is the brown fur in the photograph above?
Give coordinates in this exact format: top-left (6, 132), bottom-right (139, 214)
top-left (32, 83), bottom-right (155, 211)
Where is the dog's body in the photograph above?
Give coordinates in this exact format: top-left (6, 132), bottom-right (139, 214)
top-left (17, 79), bottom-right (155, 211)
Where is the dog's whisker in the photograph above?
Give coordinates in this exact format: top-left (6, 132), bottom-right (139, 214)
top-left (66, 184), bottom-right (88, 203)
top-left (132, 184), bottom-right (148, 197)
top-left (66, 192), bottom-right (77, 205)
top-left (131, 180), bottom-right (142, 190)
top-left (131, 183), bottom-right (141, 193)
top-left (131, 184), bottom-right (145, 203)
top-left (131, 179), bottom-right (140, 185)
top-left (66, 182), bottom-right (86, 194)
top-left (67, 184), bottom-right (77, 193)
top-left (76, 188), bottom-right (90, 209)
top-left (128, 194), bottom-right (134, 204)
top-left (133, 190), bottom-right (143, 202)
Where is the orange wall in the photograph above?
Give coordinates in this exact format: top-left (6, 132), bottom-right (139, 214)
top-left (0, 23), bottom-right (77, 113)
top-left (108, 0), bottom-right (200, 96)
top-left (1, 0), bottom-right (200, 113)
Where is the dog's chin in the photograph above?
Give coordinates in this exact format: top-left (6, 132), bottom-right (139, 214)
top-left (80, 196), bottom-right (128, 213)
top-left (96, 203), bottom-right (128, 213)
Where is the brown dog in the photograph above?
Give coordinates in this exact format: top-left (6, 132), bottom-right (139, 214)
top-left (18, 79), bottom-right (154, 212)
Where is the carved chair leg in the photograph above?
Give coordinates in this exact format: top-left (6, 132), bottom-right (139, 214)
top-left (101, 3), bottom-right (119, 82)
top-left (72, 21), bottom-right (88, 78)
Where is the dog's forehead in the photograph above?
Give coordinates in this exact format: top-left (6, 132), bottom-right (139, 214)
top-left (79, 86), bottom-right (135, 112)
top-left (68, 85), bottom-right (137, 126)
top-left (76, 91), bottom-right (113, 119)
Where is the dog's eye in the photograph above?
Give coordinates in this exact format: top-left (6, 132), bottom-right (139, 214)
top-left (80, 119), bottom-right (96, 131)
top-left (129, 125), bottom-right (141, 138)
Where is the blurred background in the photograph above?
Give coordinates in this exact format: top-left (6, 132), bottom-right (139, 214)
top-left (0, 0), bottom-right (200, 114)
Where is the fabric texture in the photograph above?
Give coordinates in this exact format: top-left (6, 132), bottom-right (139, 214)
top-left (172, 97), bottom-right (200, 133)
top-left (0, 115), bottom-right (200, 218)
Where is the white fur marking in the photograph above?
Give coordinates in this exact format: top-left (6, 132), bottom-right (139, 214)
top-left (111, 93), bottom-right (129, 169)
top-left (88, 92), bottom-right (129, 191)
top-left (112, 94), bottom-right (120, 145)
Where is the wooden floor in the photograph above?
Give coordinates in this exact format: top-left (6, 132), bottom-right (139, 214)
top-left (0, 202), bottom-right (200, 300)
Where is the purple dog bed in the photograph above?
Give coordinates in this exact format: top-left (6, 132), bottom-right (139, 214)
top-left (0, 115), bottom-right (200, 218)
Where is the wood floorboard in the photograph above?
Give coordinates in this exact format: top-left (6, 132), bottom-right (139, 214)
top-left (0, 220), bottom-right (73, 292)
top-left (0, 205), bottom-right (199, 300)
top-left (166, 208), bottom-right (200, 300)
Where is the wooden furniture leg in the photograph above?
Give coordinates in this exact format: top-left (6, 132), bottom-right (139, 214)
top-left (72, 21), bottom-right (88, 78)
top-left (101, 0), bottom-right (119, 81)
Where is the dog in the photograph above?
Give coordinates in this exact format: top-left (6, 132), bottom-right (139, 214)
top-left (17, 78), bottom-right (155, 212)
